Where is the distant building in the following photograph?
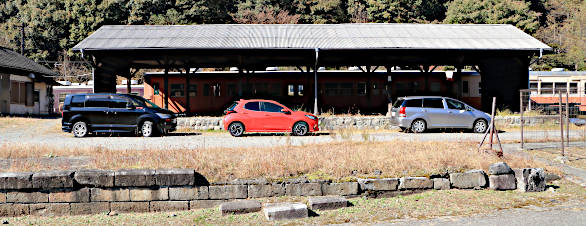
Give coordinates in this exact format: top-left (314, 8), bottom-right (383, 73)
top-left (0, 47), bottom-right (58, 115)
top-left (528, 71), bottom-right (586, 113)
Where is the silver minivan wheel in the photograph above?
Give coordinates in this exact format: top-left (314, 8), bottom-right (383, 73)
top-left (411, 119), bottom-right (426, 133)
top-left (473, 119), bottom-right (488, 133)
top-left (141, 120), bottom-right (155, 137)
top-left (292, 122), bottom-right (308, 136)
top-left (73, 121), bottom-right (88, 138)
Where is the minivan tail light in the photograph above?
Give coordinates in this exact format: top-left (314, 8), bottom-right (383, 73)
top-left (399, 106), bottom-right (406, 117)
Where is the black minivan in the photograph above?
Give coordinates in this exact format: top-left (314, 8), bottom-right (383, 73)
top-left (61, 93), bottom-right (177, 137)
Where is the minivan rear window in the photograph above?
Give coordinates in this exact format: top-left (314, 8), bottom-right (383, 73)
top-left (423, 98), bottom-right (444, 108)
top-left (404, 99), bottom-right (423, 107)
top-left (70, 95), bottom-right (85, 108)
top-left (244, 102), bottom-right (260, 111)
top-left (392, 99), bottom-right (404, 108)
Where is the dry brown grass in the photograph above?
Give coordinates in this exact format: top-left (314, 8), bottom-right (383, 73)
top-left (528, 147), bottom-right (586, 169)
top-left (0, 140), bottom-right (557, 182)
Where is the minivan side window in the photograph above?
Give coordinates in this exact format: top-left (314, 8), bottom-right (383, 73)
top-left (446, 99), bottom-right (466, 110)
top-left (85, 95), bottom-right (110, 108)
top-left (244, 102), bottom-right (260, 111)
top-left (404, 99), bottom-right (423, 107)
top-left (110, 96), bottom-right (130, 109)
top-left (261, 102), bottom-right (284, 112)
top-left (70, 95), bottom-right (85, 108)
top-left (423, 98), bottom-right (444, 108)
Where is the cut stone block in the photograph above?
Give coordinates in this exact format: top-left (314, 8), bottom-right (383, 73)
top-left (74, 170), bottom-right (115, 187)
top-left (0, 192), bottom-right (5, 203)
top-left (70, 202), bottom-right (110, 215)
top-left (219, 200), bottom-right (262, 215)
top-left (357, 178), bottom-right (399, 191)
top-left (399, 177), bottom-right (433, 190)
top-left (433, 178), bottom-right (450, 190)
top-left (32, 170), bottom-right (74, 189)
top-left (111, 202), bottom-right (150, 213)
top-left (285, 183), bottom-right (322, 196)
top-left (114, 169), bottom-right (156, 187)
top-left (129, 187), bottom-right (169, 201)
top-left (30, 203), bottom-right (70, 216)
top-left (489, 174), bottom-right (516, 190)
top-left (248, 184), bottom-right (286, 198)
top-left (150, 201), bottom-right (189, 212)
top-left (514, 168), bottom-right (546, 192)
top-left (450, 170), bottom-right (487, 189)
top-left (90, 188), bottom-right (130, 202)
top-left (49, 188), bottom-right (90, 203)
top-left (169, 186), bottom-right (209, 200)
top-left (322, 182), bottom-right (359, 196)
top-left (0, 172), bottom-right (33, 189)
top-left (489, 162), bottom-right (513, 175)
top-left (189, 200), bottom-right (226, 209)
top-left (264, 203), bottom-right (308, 221)
top-left (308, 196), bottom-right (348, 210)
top-left (155, 169), bottom-right (195, 186)
top-left (208, 185), bottom-right (247, 199)
top-left (6, 191), bottom-right (49, 203)
top-left (0, 204), bottom-right (29, 217)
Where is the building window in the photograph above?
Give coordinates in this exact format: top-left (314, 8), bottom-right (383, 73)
top-left (25, 83), bottom-right (33, 106)
top-left (59, 93), bottom-right (68, 104)
top-left (541, 82), bottom-right (553, 94)
top-left (554, 82), bottom-right (567, 93)
top-left (298, 85), bottom-right (303, 96)
top-left (9, 82), bottom-right (31, 105)
top-left (462, 81), bottom-right (469, 94)
top-left (153, 83), bottom-right (160, 95)
top-left (170, 84), bottom-right (184, 97)
top-left (529, 82), bottom-right (538, 90)
top-left (33, 90), bottom-right (40, 102)
top-left (569, 83), bottom-right (578, 94)
top-left (212, 84), bottom-right (221, 96)
top-left (340, 83), bottom-right (352, 96)
top-left (288, 85), bottom-right (295, 96)
top-left (358, 82), bottom-right (367, 96)
top-left (325, 83), bottom-right (337, 96)
top-left (186, 84), bottom-right (196, 97)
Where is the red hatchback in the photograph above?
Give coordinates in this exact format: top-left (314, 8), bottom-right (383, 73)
top-left (223, 99), bottom-right (319, 137)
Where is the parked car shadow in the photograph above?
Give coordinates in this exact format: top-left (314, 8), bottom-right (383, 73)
top-left (404, 128), bottom-right (508, 134)
top-left (88, 132), bottom-right (201, 137)
top-left (241, 132), bottom-right (331, 137)
top-left (166, 132), bottom-right (202, 137)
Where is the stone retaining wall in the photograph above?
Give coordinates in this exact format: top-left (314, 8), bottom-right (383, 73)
top-left (0, 166), bottom-right (545, 217)
top-left (177, 116), bottom-right (551, 131)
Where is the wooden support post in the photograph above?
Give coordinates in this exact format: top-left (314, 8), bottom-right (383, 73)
top-left (489, 97), bottom-right (496, 149)
top-left (314, 48), bottom-right (319, 115)
top-left (566, 91), bottom-right (569, 145)
top-left (559, 91), bottom-right (565, 156)
top-left (185, 68), bottom-right (191, 114)
top-left (520, 91), bottom-right (524, 149)
top-left (164, 68), bottom-right (169, 110)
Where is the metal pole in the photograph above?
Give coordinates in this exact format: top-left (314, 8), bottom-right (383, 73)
top-left (566, 91), bottom-right (569, 145)
top-left (520, 91), bottom-right (524, 149)
top-left (313, 48), bottom-right (319, 115)
top-left (20, 23), bottom-right (25, 55)
top-left (489, 97), bottom-right (496, 150)
top-left (164, 67), bottom-right (169, 110)
top-left (559, 91), bottom-right (565, 156)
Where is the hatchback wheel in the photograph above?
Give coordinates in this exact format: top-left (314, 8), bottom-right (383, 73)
top-left (410, 119), bottom-right (426, 133)
top-left (141, 120), bottom-right (156, 137)
top-left (473, 119), bottom-right (488, 133)
top-left (73, 121), bottom-right (88, 138)
top-left (292, 121), bottom-right (309, 136)
top-left (229, 122), bottom-right (245, 137)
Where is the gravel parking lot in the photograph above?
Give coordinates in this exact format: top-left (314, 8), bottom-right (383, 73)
top-left (2, 118), bottom-right (581, 151)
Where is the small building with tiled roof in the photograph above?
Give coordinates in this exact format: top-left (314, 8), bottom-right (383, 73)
top-left (0, 47), bottom-right (59, 115)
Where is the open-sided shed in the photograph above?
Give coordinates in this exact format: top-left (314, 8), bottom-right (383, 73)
top-left (73, 23), bottom-right (550, 113)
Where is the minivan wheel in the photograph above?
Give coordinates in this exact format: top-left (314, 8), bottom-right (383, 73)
top-left (292, 121), bottom-right (309, 136)
top-left (141, 120), bottom-right (156, 137)
top-left (228, 122), bottom-right (244, 137)
top-left (473, 119), bottom-right (488, 133)
top-left (72, 121), bottom-right (88, 138)
top-left (410, 119), bottom-right (427, 133)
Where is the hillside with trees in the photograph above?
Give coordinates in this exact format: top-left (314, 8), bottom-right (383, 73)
top-left (0, 0), bottom-right (584, 81)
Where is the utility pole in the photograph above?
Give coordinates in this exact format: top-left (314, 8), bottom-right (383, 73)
top-left (19, 23), bottom-right (25, 55)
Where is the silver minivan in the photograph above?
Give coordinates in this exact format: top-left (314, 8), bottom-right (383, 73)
top-left (390, 96), bottom-right (491, 133)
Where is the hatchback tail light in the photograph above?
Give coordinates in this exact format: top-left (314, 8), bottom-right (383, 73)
top-left (224, 110), bottom-right (237, 115)
top-left (399, 106), bottom-right (406, 117)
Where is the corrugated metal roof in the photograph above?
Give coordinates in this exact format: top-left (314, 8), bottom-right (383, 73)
top-left (73, 23), bottom-right (550, 51)
top-left (0, 47), bottom-right (59, 77)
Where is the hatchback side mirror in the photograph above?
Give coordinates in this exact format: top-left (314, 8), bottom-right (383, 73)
top-left (281, 109), bottom-right (291, 114)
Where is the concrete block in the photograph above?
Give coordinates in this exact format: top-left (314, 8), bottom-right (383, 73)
top-left (489, 162), bottom-right (514, 175)
top-left (0, 172), bottom-right (33, 189)
top-left (169, 186), bottom-right (208, 200)
top-left (322, 182), bottom-right (359, 196)
top-left (90, 188), bottom-right (130, 202)
top-left (32, 170), bottom-right (74, 189)
top-left (74, 170), bottom-right (115, 187)
top-left (399, 177), bottom-right (433, 190)
top-left (0, 192), bottom-right (6, 203)
top-left (514, 168), bottom-right (546, 192)
top-left (111, 202), bottom-right (150, 213)
top-left (248, 184), bottom-right (285, 198)
top-left (308, 196), bottom-right (348, 210)
top-left (114, 169), bottom-right (156, 187)
top-left (263, 203), bottom-right (308, 221)
top-left (49, 188), bottom-right (90, 203)
top-left (285, 183), bottom-right (322, 196)
top-left (489, 174), bottom-right (516, 190)
top-left (219, 200), bottom-right (262, 215)
top-left (189, 200), bottom-right (226, 209)
top-left (155, 169), bottom-right (195, 186)
top-left (70, 202), bottom-right (110, 215)
top-left (30, 203), bottom-right (70, 216)
top-left (6, 191), bottom-right (49, 203)
top-left (130, 187), bottom-right (169, 201)
top-left (0, 204), bottom-right (29, 217)
top-left (208, 185), bottom-right (247, 199)
top-left (357, 178), bottom-right (399, 191)
top-left (450, 170), bottom-right (487, 189)
top-left (150, 201), bottom-right (189, 212)
top-left (433, 178), bottom-right (450, 190)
